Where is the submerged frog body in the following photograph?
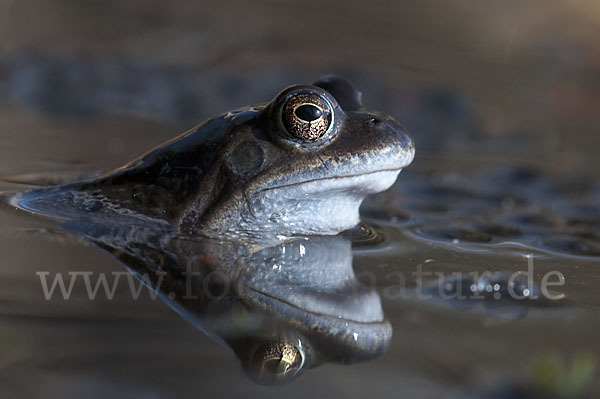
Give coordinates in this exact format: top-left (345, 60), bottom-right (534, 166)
top-left (16, 76), bottom-right (414, 243)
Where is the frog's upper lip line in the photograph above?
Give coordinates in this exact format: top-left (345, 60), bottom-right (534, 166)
top-left (259, 167), bottom-right (404, 193)
top-left (247, 285), bottom-right (387, 325)
top-left (261, 138), bottom-right (416, 193)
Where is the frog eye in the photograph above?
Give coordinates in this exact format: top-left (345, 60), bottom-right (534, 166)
top-left (280, 92), bottom-right (333, 141)
top-left (247, 342), bottom-right (304, 384)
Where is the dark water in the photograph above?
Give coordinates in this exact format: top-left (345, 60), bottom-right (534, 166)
top-left (1, 1), bottom-right (600, 398)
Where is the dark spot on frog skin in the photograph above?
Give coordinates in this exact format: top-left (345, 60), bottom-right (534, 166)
top-left (227, 141), bottom-right (265, 176)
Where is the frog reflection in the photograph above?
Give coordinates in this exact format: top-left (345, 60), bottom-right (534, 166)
top-left (60, 218), bottom-right (391, 384)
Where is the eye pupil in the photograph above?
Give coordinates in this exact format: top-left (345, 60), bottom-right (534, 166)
top-left (295, 104), bottom-right (322, 122)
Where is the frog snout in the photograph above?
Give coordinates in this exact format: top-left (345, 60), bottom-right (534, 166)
top-left (369, 116), bottom-right (415, 168)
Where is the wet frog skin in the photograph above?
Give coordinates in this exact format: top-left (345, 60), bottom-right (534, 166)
top-left (16, 76), bottom-right (415, 243)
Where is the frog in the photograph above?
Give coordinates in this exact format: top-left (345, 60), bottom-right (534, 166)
top-left (15, 76), bottom-right (415, 244)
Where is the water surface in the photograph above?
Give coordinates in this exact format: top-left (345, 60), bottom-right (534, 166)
top-left (1, 1), bottom-right (600, 397)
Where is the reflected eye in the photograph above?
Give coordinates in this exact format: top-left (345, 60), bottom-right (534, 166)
top-left (248, 342), bottom-right (305, 384)
top-left (281, 93), bottom-right (333, 141)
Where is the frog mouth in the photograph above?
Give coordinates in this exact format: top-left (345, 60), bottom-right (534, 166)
top-left (261, 168), bottom-right (404, 195)
top-left (260, 139), bottom-right (415, 194)
top-left (241, 168), bottom-right (404, 239)
top-left (246, 285), bottom-right (386, 323)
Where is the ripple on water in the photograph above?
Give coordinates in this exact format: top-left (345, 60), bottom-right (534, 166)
top-left (540, 235), bottom-right (600, 258)
top-left (408, 222), bottom-right (522, 245)
top-left (342, 222), bottom-right (386, 248)
top-left (390, 167), bottom-right (600, 259)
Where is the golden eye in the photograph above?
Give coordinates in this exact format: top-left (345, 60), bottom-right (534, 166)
top-left (281, 93), bottom-right (333, 141)
top-left (248, 342), bottom-right (305, 384)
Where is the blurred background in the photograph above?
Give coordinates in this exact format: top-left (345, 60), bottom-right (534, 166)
top-left (1, 0), bottom-right (599, 175)
top-left (1, 1), bottom-right (599, 398)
